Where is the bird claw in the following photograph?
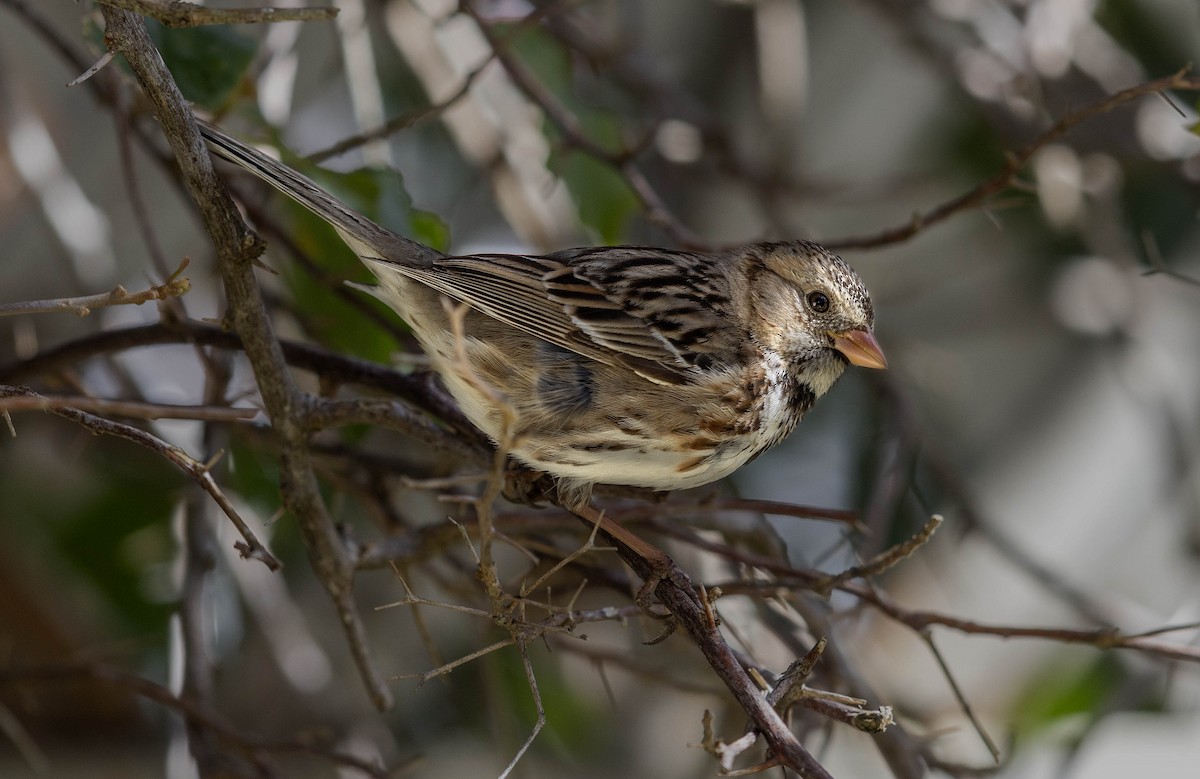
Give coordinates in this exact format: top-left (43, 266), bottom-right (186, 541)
top-left (501, 459), bottom-right (556, 506)
top-left (642, 616), bottom-right (678, 645)
top-left (633, 558), bottom-right (675, 624)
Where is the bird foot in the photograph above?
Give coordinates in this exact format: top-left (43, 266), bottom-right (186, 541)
top-left (500, 459), bottom-right (556, 506)
top-left (634, 563), bottom-right (677, 631)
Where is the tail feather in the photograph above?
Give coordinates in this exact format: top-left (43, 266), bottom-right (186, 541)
top-left (197, 119), bottom-right (436, 266)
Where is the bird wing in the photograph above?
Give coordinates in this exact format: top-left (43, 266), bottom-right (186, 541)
top-left (385, 248), bottom-right (733, 385)
top-left (561, 247), bottom-right (736, 372)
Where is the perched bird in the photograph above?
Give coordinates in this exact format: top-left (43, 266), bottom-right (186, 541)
top-left (199, 121), bottom-right (886, 512)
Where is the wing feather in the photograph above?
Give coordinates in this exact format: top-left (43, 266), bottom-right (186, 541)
top-left (381, 248), bottom-right (733, 385)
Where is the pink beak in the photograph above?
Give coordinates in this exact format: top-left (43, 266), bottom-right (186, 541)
top-left (832, 329), bottom-right (888, 370)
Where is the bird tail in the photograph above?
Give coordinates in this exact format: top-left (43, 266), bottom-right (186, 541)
top-left (197, 119), bottom-right (434, 266)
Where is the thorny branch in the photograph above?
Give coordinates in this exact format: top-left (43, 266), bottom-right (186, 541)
top-left (99, 6), bottom-right (393, 710)
top-left (573, 503), bottom-right (837, 779)
top-left (0, 385), bottom-right (279, 570)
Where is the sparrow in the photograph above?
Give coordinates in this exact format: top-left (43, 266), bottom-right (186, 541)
top-left (198, 120), bottom-right (886, 512)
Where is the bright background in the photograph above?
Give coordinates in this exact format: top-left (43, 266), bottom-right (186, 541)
top-left (1, 1), bottom-right (1200, 777)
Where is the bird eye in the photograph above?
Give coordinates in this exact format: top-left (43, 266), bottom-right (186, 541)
top-left (806, 291), bottom-right (830, 313)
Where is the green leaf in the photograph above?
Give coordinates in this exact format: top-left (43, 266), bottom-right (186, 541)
top-left (148, 21), bottom-right (258, 111)
top-left (410, 209), bottom-right (452, 253)
top-left (555, 150), bottom-right (638, 244)
top-left (551, 109), bottom-right (639, 243)
top-left (53, 441), bottom-right (181, 635)
top-left (494, 26), bottom-right (638, 241)
top-left (1012, 654), bottom-right (1126, 737)
top-left (504, 24), bottom-right (573, 102)
top-left (278, 159), bottom-right (449, 362)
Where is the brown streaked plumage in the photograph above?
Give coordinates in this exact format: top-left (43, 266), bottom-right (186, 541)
top-left (199, 121), bottom-right (886, 510)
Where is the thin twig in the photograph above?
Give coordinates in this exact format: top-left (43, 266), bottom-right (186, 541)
top-left (846, 582), bottom-right (1200, 664)
top-left (97, 0), bottom-right (338, 28)
top-left (392, 638), bottom-right (515, 683)
top-left (308, 55), bottom-right (497, 163)
top-left (442, 299), bottom-right (514, 612)
top-left (606, 496), bottom-right (861, 528)
top-left (461, 2), bottom-right (705, 248)
top-left (0, 392), bottom-right (257, 422)
top-left (518, 508), bottom-right (607, 598)
top-left (793, 690), bottom-right (894, 734)
top-left (1141, 227), bottom-right (1200, 287)
top-left (67, 50), bottom-right (116, 87)
top-left (767, 636), bottom-right (827, 711)
top-left (498, 640), bottom-right (546, 779)
top-left (0, 262), bottom-right (190, 317)
top-left (921, 631), bottom-right (1001, 763)
top-left (0, 385), bottom-right (279, 569)
top-left (815, 514), bottom-right (942, 594)
top-left (826, 70), bottom-right (1200, 250)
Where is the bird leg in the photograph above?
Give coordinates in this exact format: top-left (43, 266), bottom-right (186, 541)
top-left (500, 461), bottom-right (678, 618)
top-left (572, 502), bottom-right (675, 616)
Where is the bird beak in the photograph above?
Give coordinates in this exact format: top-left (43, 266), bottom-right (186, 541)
top-left (832, 328), bottom-right (888, 369)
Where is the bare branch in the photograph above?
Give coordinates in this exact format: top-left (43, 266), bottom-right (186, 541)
top-left (0, 385), bottom-right (279, 570)
top-left (100, 6), bottom-right (391, 710)
top-left (922, 631), bottom-right (1001, 763)
top-left (826, 70), bottom-right (1200, 250)
top-left (97, 0), bottom-right (337, 28)
top-left (498, 640), bottom-right (546, 779)
top-left (0, 392), bottom-right (257, 422)
top-left (815, 514), bottom-right (942, 594)
top-left (393, 638), bottom-right (516, 684)
top-left (570, 502), bottom-right (834, 779)
top-left (606, 496), bottom-right (861, 528)
top-left (0, 261), bottom-right (190, 317)
top-left (847, 582), bottom-right (1200, 664)
top-left (794, 691), bottom-right (895, 734)
top-left (302, 396), bottom-right (473, 458)
top-left (308, 55), bottom-right (496, 163)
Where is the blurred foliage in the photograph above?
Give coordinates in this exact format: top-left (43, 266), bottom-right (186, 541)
top-left (282, 159), bottom-right (448, 362)
top-left (1095, 0), bottom-right (1187, 78)
top-left (224, 437), bottom-right (283, 519)
top-left (504, 23), bottom-right (640, 242)
top-left (0, 431), bottom-right (179, 639)
top-left (146, 22), bottom-right (258, 111)
top-left (1122, 167), bottom-right (1200, 254)
top-left (57, 443), bottom-right (180, 636)
top-left (1010, 654), bottom-right (1165, 740)
top-left (553, 145), bottom-right (639, 245)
